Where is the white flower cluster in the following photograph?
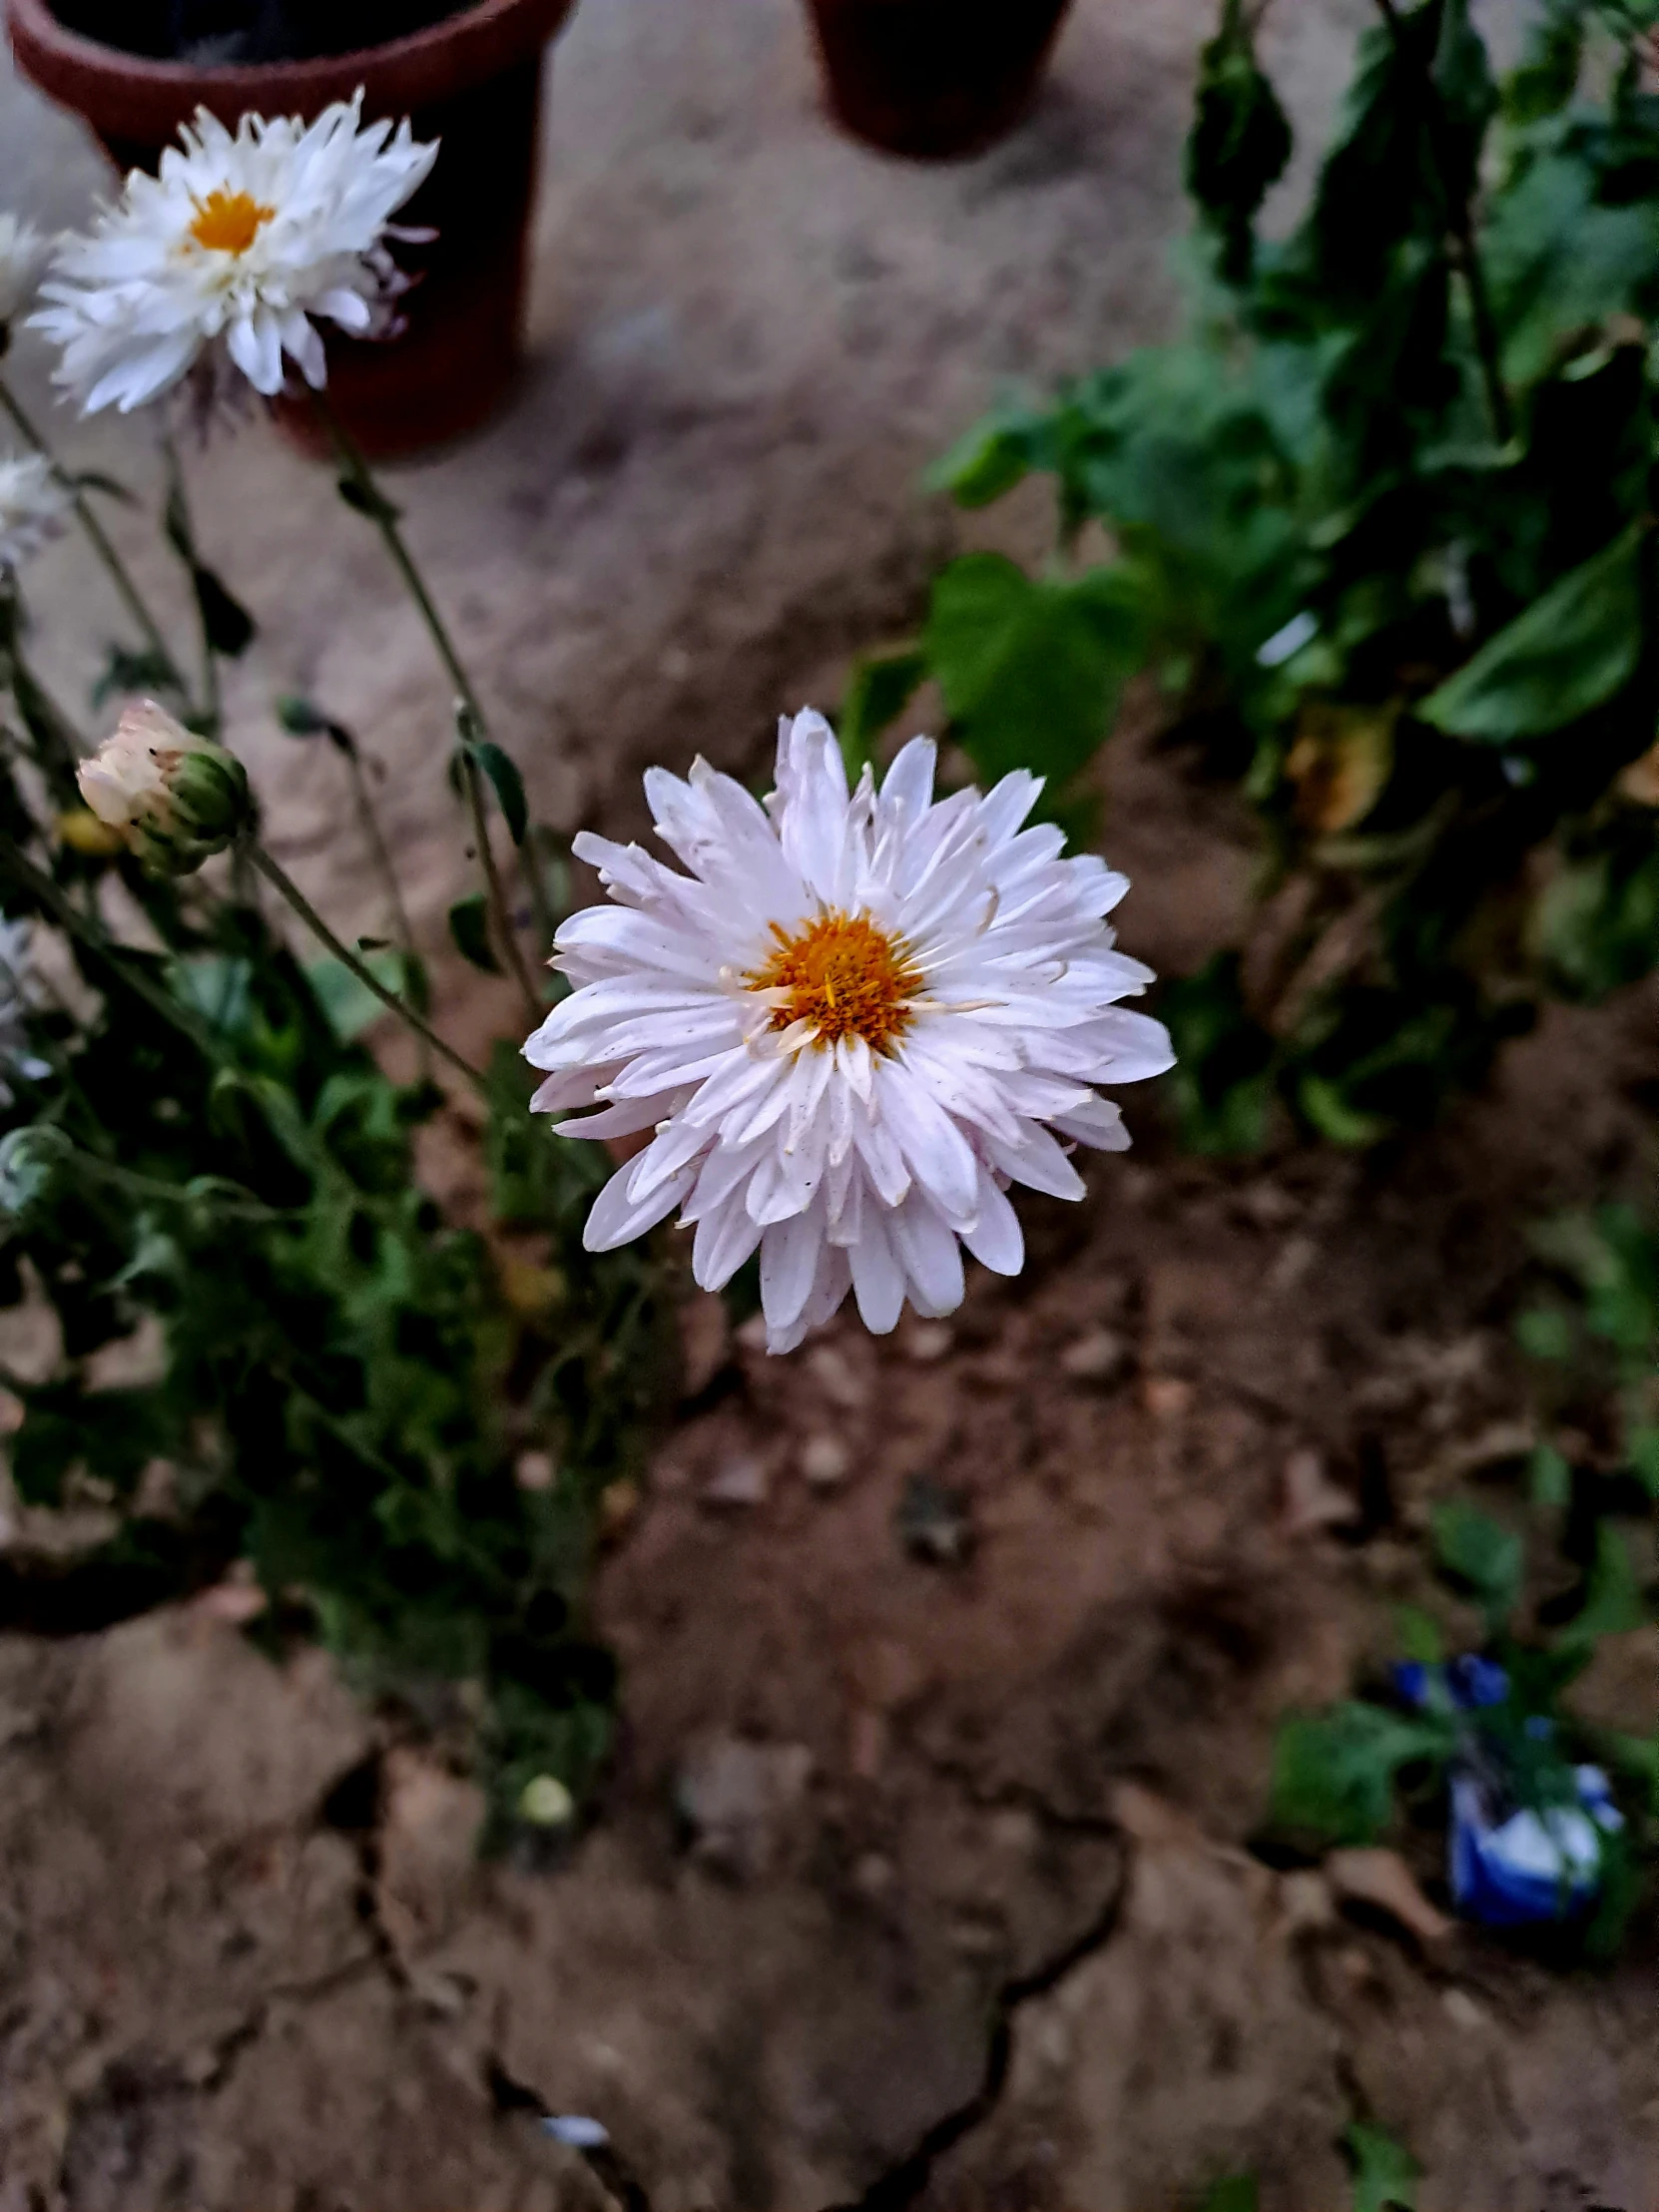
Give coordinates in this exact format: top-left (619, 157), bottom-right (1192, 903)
top-left (526, 711), bottom-right (1172, 1354)
top-left (31, 95), bottom-right (436, 414)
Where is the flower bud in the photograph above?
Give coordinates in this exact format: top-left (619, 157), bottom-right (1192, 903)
top-left (77, 701), bottom-right (251, 875)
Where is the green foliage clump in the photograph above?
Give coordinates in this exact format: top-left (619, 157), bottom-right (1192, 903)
top-left (0, 584), bottom-right (663, 1832)
top-left (850, 0), bottom-right (1659, 1147)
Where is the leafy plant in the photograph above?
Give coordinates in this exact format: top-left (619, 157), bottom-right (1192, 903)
top-left (851, 0), bottom-right (1659, 1146)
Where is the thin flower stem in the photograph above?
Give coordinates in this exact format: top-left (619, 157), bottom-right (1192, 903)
top-left (341, 743), bottom-right (429, 1079)
top-left (246, 840), bottom-right (487, 1094)
top-left (161, 432), bottom-right (221, 735)
top-left (0, 375), bottom-right (195, 704)
top-left (308, 386), bottom-right (558, 983)
top-left (459, 745), bottom-right (540, 1024)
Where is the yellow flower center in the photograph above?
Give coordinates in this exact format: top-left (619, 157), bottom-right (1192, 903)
top-left (748, 910), bottom-right (922, 1054)
top-left (188, 189), bottom-right (275, 257)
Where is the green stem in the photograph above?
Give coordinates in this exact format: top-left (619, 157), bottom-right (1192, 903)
top-left (341, 743), bottom-right (429, 1079)
top-left (459, 744), bottom-right (540, 1024)
top-left (310, 387), bottom-right (557, 992)
top-left (162, 433), bottom-right (221, 736)
top-left (0, 375), bottom-right (195, 704)
top-left (246, 841), bottom-right (487, 1094)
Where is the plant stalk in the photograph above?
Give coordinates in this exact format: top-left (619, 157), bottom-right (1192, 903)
top-left (246, 841), bottom-right (487, 1094)
top-left (340, 742), bottom-right (429, 1078)
top-left (309, 387), bottom-right (558, 988)
top-left (161, 433), bottom-right (222, 735)
top-left (0, 375), bottom-right (195, 704)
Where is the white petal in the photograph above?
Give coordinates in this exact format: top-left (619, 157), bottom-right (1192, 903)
top-left (760, 1208), bottom-right (825, 1334)
top-left (960, 1169), bottom-right (1024, 1276)
top-left (583, 1158), bottom-right (697, 1251)
top-left (848, 1211), bottom-right (905, 1334)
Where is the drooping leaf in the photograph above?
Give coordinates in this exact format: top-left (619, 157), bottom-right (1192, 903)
top-left (924, 553), bottom-right (1146, 788)
top-left (1418, 525), bottom-right (1645, 740)
top-left (1188, 0), bottom-right (1293, 283)
top-left (448, 893), bottom-right (501, 975)
top-left (468, 742), bottom-right (529, 846)
top-left (192, 564), bottom-right (256, 659)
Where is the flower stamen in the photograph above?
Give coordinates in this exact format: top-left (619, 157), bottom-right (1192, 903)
top-left (747, 910), bottom-right (921, 1055)
top-left (188, 190), bottom-right (276, 257)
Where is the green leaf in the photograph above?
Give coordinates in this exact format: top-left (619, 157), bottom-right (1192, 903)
top-left (924, 553), bottom-right (1146, 789)
top-left (1527, 1442), bottom-right (1572, 1507)
top-left (448, 893), bottom-right (501, 975)
top-left (1431, 1499), bottom-right (1524, 1625)
top-left (1562, 1522), bottom-right (1646, 1648)
top-left (306, 950), bottom-right (405, 1044)
top-left (91, 646), bottom-right (182, 709)
top-left (1503, 4), bottom-right (1583, 124)
top-left (276, 694), bottom-right (329, 737)
top-left (1271, 1703), bottom-right (1448, 1846)
top-left (1345, 2120), bottom-right (1420, 2212)
top-left (468, 742), bottom-right (529, 846)
top-left (838, 648), bottom-right (927, 775)
top-left (192, 564), bottom-right (256, 659)
top-left (927, 415), bottom-right (1040, 508)
top-left (1418, 527), bottom-right (1645, 741)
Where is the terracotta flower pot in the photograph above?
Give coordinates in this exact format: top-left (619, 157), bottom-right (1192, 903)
top-left (5, 0), bottom-right (575, 455)
top-left (806, 0), bottom-right (1073, 161)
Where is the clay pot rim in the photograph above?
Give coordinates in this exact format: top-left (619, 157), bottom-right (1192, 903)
top-left (6, 0), bottom-right (575, 140)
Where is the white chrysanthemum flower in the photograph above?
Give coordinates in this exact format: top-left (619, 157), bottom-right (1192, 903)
top-left (0, 451), bottom-right (68, 574)
top-left (525, 711), bottom-right (1175, 1355)
top-left (30, 95), bottom-right (437, 414)
top-left (0, 214), bottom-right (48, 329)
top-left (0, 916), bottom-right (51, 1107)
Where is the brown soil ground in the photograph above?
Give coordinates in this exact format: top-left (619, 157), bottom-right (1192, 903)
top-left (3, 0), bottom-right (1658, 2205)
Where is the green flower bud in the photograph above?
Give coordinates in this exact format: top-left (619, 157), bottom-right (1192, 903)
top-left (77, 701), bottom-right (251, 876)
